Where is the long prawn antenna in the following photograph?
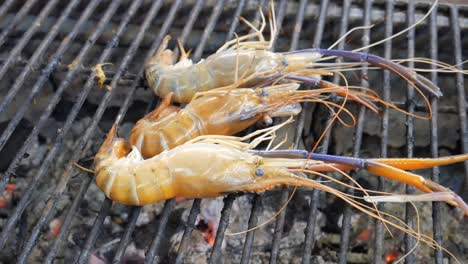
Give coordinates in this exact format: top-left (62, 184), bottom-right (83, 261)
top-left (73, 162), bottom-right (95, 174)
top-left (283, 49), bottom-right (443, 97)
top-left (284, 75), bottom-right (380, 113)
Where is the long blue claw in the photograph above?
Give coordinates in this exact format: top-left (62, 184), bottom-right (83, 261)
top-left (283, 49), bottom-right (443, 97)
top-left (249, 150), bottom-right (368, 169)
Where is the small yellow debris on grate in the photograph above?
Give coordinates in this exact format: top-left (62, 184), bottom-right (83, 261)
top-left (91, 63), bottom-right (113, 89)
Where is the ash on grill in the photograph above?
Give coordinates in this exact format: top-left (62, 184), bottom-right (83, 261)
top-left (0, 1), bottom-right (467, 263)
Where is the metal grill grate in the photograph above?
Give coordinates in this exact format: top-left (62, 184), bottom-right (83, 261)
top-left (0, 1), bottom-right (466, 263)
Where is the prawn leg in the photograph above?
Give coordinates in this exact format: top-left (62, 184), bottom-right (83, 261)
top-left (142, 92), bottom-right (179, 122)
top-left (283, 49), bottom-right (443, 97)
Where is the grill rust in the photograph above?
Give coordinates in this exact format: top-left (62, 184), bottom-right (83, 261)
top-left (0, 0), bottom-right (467, 263)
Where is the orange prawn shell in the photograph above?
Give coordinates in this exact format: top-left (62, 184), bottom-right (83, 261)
top-left (95, 143), bottom-right (261, 205)
top-left (129, 90), bottom-right (265, 158)
top-left (146, 48), bottom-right (321, 103)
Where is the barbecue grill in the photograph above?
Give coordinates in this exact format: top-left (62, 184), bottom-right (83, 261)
top-left (0, 0), bottom-right (467, 263)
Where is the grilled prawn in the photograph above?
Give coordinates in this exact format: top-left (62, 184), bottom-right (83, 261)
top-left (146, 5), bottom-right (443, 103)
top-left (95, 122), bottom-right (468, 216)
top-left (129, 83), bottom-right (383, 158)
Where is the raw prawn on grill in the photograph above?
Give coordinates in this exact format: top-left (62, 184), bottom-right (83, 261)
top-left (129, 82), bottom-right (387, 158)
top-left (94, 120), bottom-right (468, 218)
top-left (145, 2), bottom-right (443, 104)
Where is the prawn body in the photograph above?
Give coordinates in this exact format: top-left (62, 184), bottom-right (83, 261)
top-left (129, 83), bottom-right (308, 158)
top-left (95, 124), bottom-right (468, 216)
top-left (96, 130), bottom-right (325, 206)
top-left (96, 142), bottom-right (261, 205)
top-left (146, 43), bottom-right (321, 103)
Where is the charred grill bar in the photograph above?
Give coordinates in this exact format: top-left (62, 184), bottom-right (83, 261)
top-left (0, 0), bottom-right (466, 263)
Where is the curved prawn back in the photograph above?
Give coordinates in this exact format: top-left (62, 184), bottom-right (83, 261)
top-left (144, 2), bottom-right (324, 103)
top-left (128, 84), bottom-right (302, 159)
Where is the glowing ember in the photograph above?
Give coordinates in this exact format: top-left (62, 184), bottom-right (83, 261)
top-left (385, 249), bottom-right (400, 263)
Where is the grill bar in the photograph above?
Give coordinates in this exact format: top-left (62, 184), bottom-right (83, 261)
top-left (98, 0), bottom-right (196, 258)
top-left (209, 195), bottom-right (235, 263)
top-left (404, 3), bottom-right (417, 263)
top-left (44, 176), bottom-right (93, 263)
top-left (142, 3), bottom-right (203, 263)
top-left (374, 0), bottom-right (394, 262)
top-left (263, 0), bottom-right (291, 262)
top-left (192, 0), bottom-right (225, 61)
top-left (430, 5), bottom-right (443, 264)
top-left (0, 0), bottom-right (136, 240)
top-left (233, 1), bottom-right (270, 261)
top-left (0, 0), bottom-right (99, 250)
top-left (0, 0), bottom-right (82, 153)
top-left (290, 0), bottom-right (308, 54)
top-left (226, 0), bottom-right (246, 42)
top-left (0, 1), bottom-right (465, 263)
top-left (0, 0), bottom-right (151, 258)
top-left (145, 199), bottom-right (176, 263)
top-left (301, 1), bottom-right (331, 263)
top-left (451, 6), bottom-right (468, 192)
top-left (173, 0), bottom-right (204, 60)
top-left (16, 0), bottom-right (123, 261)
top-left (109, 3), bottom-right (182, 264)
top-left (265, 0), bottom-right (293, 250)
top-left (176, 199), bottom-right (201, 264)
top-left (240, 194), bottom-right (261, 264)
top-left (203, 3), bottom-right (250, 261)
top-left (0, 0), bottom-right (60, 92)
top-left (76, 199), bottom-right (112, 264)
top-left (0, 0), bottom-right (38, 48)
top-left (175, 0), bottom-right (233, 260)
top-left (204, 3), bottom-right (252, 261)
top-left (0, 0), bottom-right (16, 19)
top-left (112, 206), bottom-right (142, 263)
top-left (338, 1), bottom-right (372, 263)
top-left (109, 1), bottom-right (185, 262)
top-left (134, 2), bottom-right (207, 263)
top-left (0, 0), bottom-right (77, 193)
top-left (67, 0), bottom-right (171, 261)
top-left (0, 0), bottom-right (79, 116)
top-left (271, 0), bottom-right (287, 48)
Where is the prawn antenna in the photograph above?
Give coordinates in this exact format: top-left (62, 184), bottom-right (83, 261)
top-left (327, 24), bottom-right (375, 50)
top-left (225, 186), bottom-right (297, 236)
top-left (73, 162), bottom-right (95, 174)
top-left (310, 71), bottom-right (350, 153)
top-left (354, 0), bottom-right (438, 53)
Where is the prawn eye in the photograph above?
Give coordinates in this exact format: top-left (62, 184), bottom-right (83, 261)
top-left (255, 167), bottom-right (264, 177)
top-left (259, 89), bottom-right (269, 97)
